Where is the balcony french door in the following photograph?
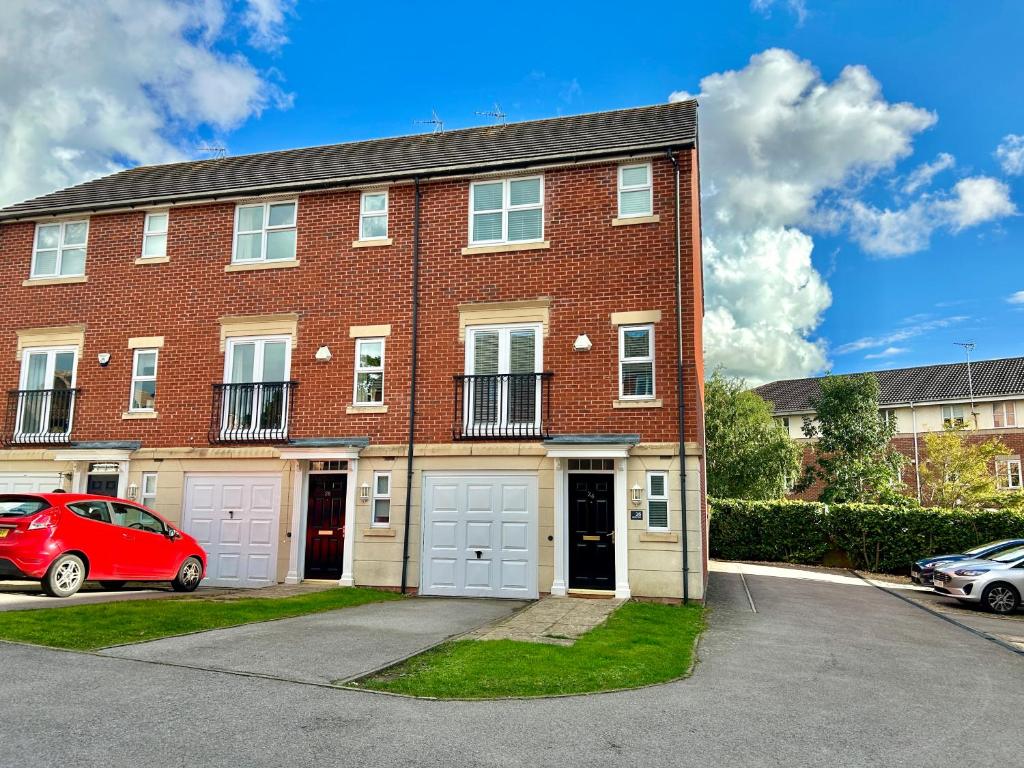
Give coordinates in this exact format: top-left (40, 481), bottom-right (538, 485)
top-left (221, 337), bottom-right (291, 440)
top-left (464, 325), bottom-right (542, 437)
top-left (16, 348), bottom-right (77, 441)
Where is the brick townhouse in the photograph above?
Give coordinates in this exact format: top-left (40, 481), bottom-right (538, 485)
top-left (0, 102), bottom-right (707, 601)
top-left (757, 357), bottom-right (1024, 502)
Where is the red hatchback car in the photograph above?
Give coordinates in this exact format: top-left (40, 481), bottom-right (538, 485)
top-left (0, 492), bottom-right (206, 597)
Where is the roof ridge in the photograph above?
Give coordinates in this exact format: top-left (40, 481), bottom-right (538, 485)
top-left (758, 354), bottom-right (1024, 388)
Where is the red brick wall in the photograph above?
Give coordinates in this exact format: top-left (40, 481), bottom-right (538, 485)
top-left (0, 152), bottom-right (704, 448)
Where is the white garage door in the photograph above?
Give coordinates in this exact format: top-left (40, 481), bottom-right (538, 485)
top-left (182, 474), bottom-right (281, 588)
top-left (421, 474), bottom-right (538, 599)
top-left (0, 472), bottom-right (63, 494)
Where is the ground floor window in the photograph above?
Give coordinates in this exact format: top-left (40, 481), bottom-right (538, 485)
top-left (996, 457), bottom-right (1022, 490)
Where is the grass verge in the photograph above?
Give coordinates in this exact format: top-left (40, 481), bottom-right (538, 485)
top-left (350, 601), bottom-right (704, 699)
top-left (0, 588), bottom-right (400, 651)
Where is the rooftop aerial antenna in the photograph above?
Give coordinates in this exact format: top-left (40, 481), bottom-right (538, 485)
top-left (476, 102), bottom-right (507, 125)
top-left (415, 110), bottom-right (445, 134)
top-left (197, 143), bottom-right (227, 159)
top-left (954, 341), bottom-right (977, 415)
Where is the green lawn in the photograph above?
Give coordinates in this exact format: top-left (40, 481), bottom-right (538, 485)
top-left (351, 601), bottom-right (705, 699)
top-left (0, 587), bottom-right (400, 651)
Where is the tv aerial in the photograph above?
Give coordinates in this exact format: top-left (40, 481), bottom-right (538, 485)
top-left (197, 143), bottom-right (227, 159)
top-left (415, 110), bottom-right (445, 134)
top-left (476, 102), bottom-right (507, 125)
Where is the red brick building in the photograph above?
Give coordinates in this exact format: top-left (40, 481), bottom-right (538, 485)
top-left (0, 103), bottom-right (707, 601)
top-left (757, 357), bottom-right (1024, 502)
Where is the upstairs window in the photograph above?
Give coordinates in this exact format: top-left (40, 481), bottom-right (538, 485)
top-left (129, 349), bottom-right (158, 412)
top-left (942, 405), bottom-right (965, 429)
top-left (647, 471), bottom-right (669, 530)
top-left (470, 176), bottom-right (543, 245)
top-left (372, 471), bottom-right (391, 526)
top-left (354, 338), bottom-right (385, 405)
top-left (993, 401), bottom-right (1016, 428)
top-left (880, 408), bottom-right (897, 428)
top-left (996, 457), bottom-right (1022, 490)
top-left (618, 163), bottom-right (653, 218)
top-left (360, 192), bottom-right (388, 240)
top-left (619, 324), bottom-right (655, 399)
top-left (32, 220), bottom-right (88, 278)
top-left (141, 212), bottom-right (168, 258)
top-left (233, 201), bottom-right (297, 263)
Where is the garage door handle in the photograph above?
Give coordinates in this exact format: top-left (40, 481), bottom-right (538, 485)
top-left (475, 550), bottom-right (482, 559)
top-left (227, 510), bottom-right (234, 519)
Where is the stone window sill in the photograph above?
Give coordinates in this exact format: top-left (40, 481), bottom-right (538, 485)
top-left (346, 404), bottom-right (388, 414)
top-left (22, 275), bottom-right (88, 287)
top-left (640, 531), bottom-right (678, 543)
top-left (224, 259), bottom-right (300, 272)
top-left (352, 238), bottom-right (393, 248)
top-left (363, 527), bottom-right (396, 537)
top-left (613, 398), bottom-right (663, 409)
top-left (461, 240), bottom-right (550, 256)
top-left (135, 256), bottom-right (170, 265)
top-left (612, 214), bottom-right (660, 226)
top-left (122, 411), bottom-right (158, 420)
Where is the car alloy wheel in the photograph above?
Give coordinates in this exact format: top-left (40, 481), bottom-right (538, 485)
top-left (181, 559), bottom-right (201, 587)
top-left (43, 554), bottom-right (86, 597)
top-left (984, 584), bottom-right (1019, 614)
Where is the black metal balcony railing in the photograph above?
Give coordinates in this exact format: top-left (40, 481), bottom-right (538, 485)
top-left (210, 381), bottom-right (297, 443)
top-left (453, 372), bottom-right (553, 440)
top-left (3, 388), bottom-right (78, 446)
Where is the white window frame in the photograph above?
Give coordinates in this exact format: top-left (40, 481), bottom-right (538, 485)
top-left (372, 471), bottom-right (391, 527)
top-left (141, 472), bottom-right (158, 507)
top-left (31, 220), bottom-right (89, 278)
top-left (464, 323), bottom-right (544, 433)
top-left (141, 211), bottom-right (169, 259)
top-left (359, 191), bottom-right (389, 241)
top-left (468, 175), bottom-right (544, 246)
top-left (353, 337), bottom-right (385, 406)
top-left (128, 348), bottom-right (159, 413)
top-left (618, 324), bottom-right (656, 400)
top-left (617, 163), bottom-right (653, 218)
top-left (231, 199), bottom-right (298, 263)
top-left (16, 346), bottom-right (79, 438)
top-left (224, 335), bottom-right (292, 385)
top-left (993, 401), bottom-right (1016, 429)
top-left (996, 458), bottom-right (1022, 490)
top-left (942, 404), bottom-right (965, 429)
top-left (647, 471), bottom-right (670, 531)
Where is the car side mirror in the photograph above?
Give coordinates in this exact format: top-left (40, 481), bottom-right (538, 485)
top-left (165, 528), bottom-right (179, 540)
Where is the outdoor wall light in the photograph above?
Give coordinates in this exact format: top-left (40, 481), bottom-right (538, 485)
top-left (573, 334), bottom-right (592, 352)
top-left (315, 346), bottom-right (332, 362)
top-left (631, 483), bottom-right (643, 507)
top-left (127, 483), bottom-right (139, 500)
top-left (97, 352), bottom-right (111, 366)
top-left (359, 482), bottom-right (371, 503)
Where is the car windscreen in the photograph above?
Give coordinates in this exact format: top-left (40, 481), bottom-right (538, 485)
top-left (989, 545), bottom-right (1024, 563)
top-left (964, 539), bottom-right (1010, 556)
top-left (0, 495), bottom-right (51, 517)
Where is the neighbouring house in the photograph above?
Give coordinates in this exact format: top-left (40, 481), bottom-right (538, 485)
top-left (757, 357), bottom-right (1024, 502)
top-left (0, 102), bottom-right (707, 601)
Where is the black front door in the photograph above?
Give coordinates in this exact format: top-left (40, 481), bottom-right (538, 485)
top-left (568, 473), bottom-right (615, 590)
top-left (304, 474), bottom-right (346, 579)
top-left (87, 474), bottom-right (119, 497)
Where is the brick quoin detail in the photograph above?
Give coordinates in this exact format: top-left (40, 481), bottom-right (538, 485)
top-left (0, 152), bottom-right (704, 448)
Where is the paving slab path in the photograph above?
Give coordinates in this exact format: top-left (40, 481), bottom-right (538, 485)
top-left (471, 595), bottom-right (623, 644)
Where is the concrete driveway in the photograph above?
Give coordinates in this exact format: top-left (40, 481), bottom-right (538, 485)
top-left (100, 597), bottom-right (526, 684)
top-left (1, 566), bottom-right (1021, 767)
top-left (0, 580), bottom-right (173, 611)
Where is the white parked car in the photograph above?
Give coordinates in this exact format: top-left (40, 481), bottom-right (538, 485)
top-left (932, 545), bottom-right (1024, 614)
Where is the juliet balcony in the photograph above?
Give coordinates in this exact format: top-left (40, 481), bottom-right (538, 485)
top-left (453, 372), bottom-right (553, 440)
top-left (3, 388), bottom-right (79, 446)
top-left (209, 381), bottom-right (297, 444)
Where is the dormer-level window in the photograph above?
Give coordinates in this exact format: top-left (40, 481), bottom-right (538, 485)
top-left (141, 212), bottom-right (168, 258)
top-left (360, 192), bottom-right (388, 240)
top-left (233, 201), bottom-right (297, 263)
top-left (618, 163), bottom-right (652, 218)
top-left (942, 404), bottom-right (966, 429)
top-left (32, 220), bottom-right (88, 278)
top-left (470, 176), bottom-right (543, 245)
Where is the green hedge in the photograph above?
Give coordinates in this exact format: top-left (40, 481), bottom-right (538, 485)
top-left (709, 498), bottom-right (1024, 573)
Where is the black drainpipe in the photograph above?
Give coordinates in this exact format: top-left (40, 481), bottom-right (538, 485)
top-left (400, 178), bottom-right (422, 594)
top-left (667, 149), bottom-right (690, 605)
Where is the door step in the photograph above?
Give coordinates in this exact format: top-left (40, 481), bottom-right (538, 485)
top-left (567, 588), bottom-right (617, 599)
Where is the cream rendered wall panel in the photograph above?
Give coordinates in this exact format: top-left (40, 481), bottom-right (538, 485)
top-left (15, 325), bottom-right (86, 360)
top-left (218, 313), bottom-right (299, 351)
top-left (457, 298), bottom-right (551, 341)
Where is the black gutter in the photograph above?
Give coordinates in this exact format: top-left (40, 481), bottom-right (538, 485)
top-left (400, 178), bottom-right (422, 594)
top-left (0, 142), bottom-right (696, 223)
top-left (667, 149), bottom-right (690, 605)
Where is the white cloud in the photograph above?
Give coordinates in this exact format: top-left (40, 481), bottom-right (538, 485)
top-left (834, 315), bottom-right (968, 355)
top-left (864, 346), bottom-right (908, 360)
top-left (0, 0), bottom-right (293, 208)
top-left (242, 0), bottom-right (296, 50)
top-left (1007, 291), bottom-right (1024, 305)
top-left (670, 48), bottom-right (935, 382)
top-left (938, 176), bottom-right (1017, 230)
top-left (902, 152), bottom-right (954, 195)
top-left (751, 0), bottom-right (808, 24)
top-left (995, 134), bottom-right (1024, 175)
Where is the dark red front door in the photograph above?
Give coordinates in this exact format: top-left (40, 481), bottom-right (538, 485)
top-left (568, 473), bottom-right (615, 590)
top-left (304, 474), bottom-right (346, 579)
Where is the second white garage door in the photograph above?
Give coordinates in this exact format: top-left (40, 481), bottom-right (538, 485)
top-left (182, 474), bottom-right (281, 588)
top-left (0, 472), bottom-right (63, 494)
top-left (421, 474), bottom-right (538, 599)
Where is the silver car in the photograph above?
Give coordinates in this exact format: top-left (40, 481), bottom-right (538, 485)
top-left (932, 545), bottom-right (1024, 614)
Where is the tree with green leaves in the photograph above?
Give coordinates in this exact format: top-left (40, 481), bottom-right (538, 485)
top-left (704, 370), bottom-right (801, 499)
top-left (796, 373), bottom-right (905, 503)
top-left (920, 426), bottom-right (1009, 509)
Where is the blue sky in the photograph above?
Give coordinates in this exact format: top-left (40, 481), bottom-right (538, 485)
top-left (3, 1), bottom-right (1022, 383)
